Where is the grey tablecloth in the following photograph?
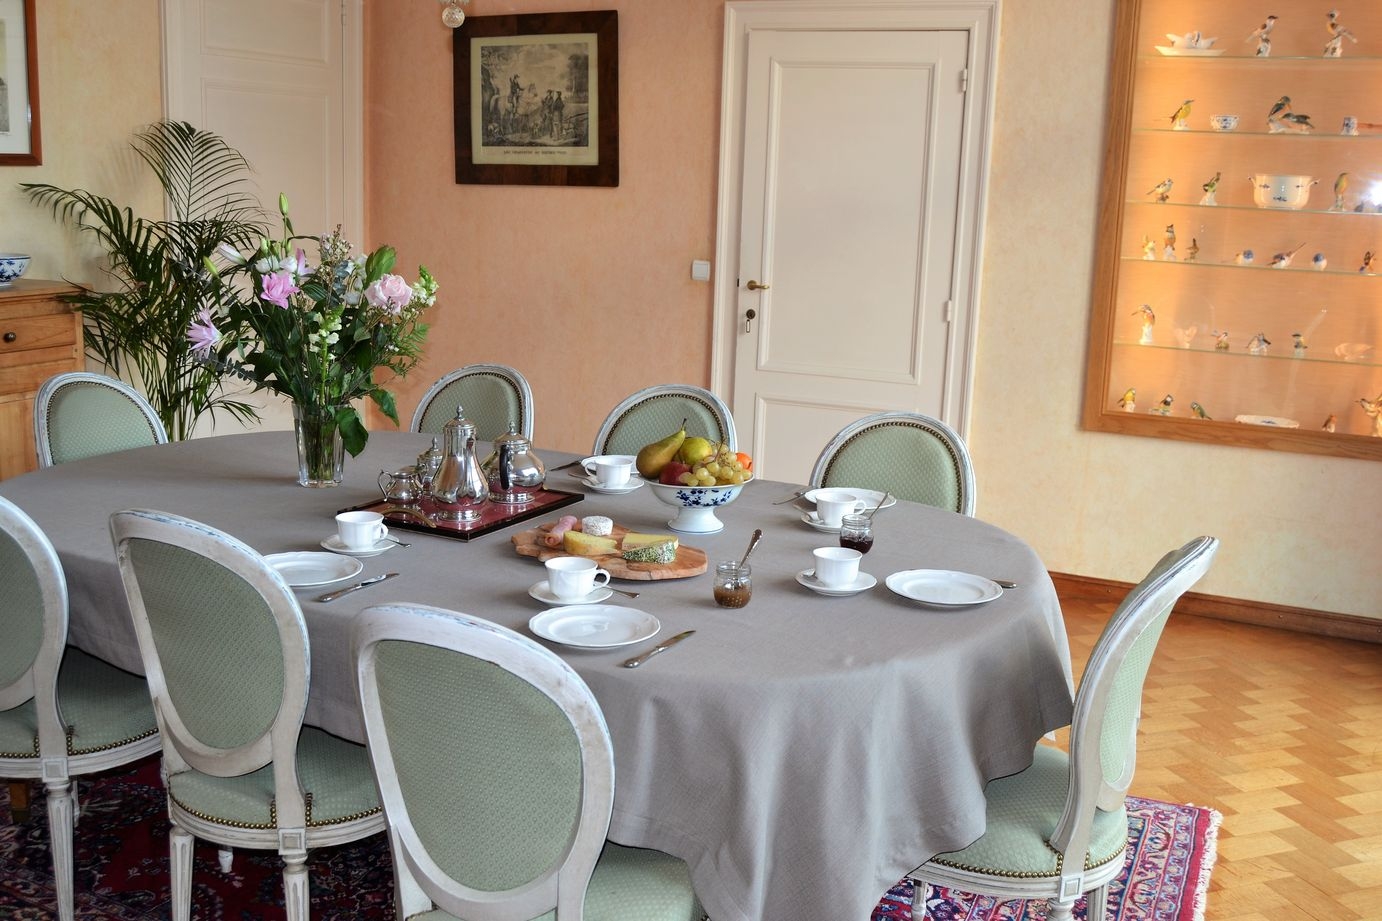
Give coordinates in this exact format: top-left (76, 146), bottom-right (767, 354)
top-left (0, 431), bottom-right (1074, 921)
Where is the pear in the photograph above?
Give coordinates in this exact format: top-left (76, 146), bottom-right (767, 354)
top-left (678, 435), bottom-right (715, 466)
top-left (635, 418), bottom-right (687, 479)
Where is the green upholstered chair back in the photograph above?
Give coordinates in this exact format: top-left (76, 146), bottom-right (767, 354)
top-left (1051, 536), bottom-right (1219, 861)
top-left (593, 385), bottom-right (736, 457)
top-left (412, 365), bottom-right (534, 442)
top-left (35, 372), bottom-right (168, 468)
top-left (809, 412), bottom-right (976, 515)
top-left (111, 509), bottom-right (307, 778)
top-left (354, 603), bottom-right (614, 920)
top-left (0, 498), bottom-right (67, 742)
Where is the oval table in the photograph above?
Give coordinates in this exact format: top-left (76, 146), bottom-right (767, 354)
top-left (0, 431), bottom-right (1074, 921)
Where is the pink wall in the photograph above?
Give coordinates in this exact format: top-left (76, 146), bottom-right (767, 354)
top-left (366, 2), bottom-right (725, 452)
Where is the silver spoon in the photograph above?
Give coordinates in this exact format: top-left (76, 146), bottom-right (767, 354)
top-left (384, 536), bottom-right (411, 548)
top-left (865, 493), bottom-right (891, 519)
top-left (739, 528), bottom-right (763, 568)
top-left (994, 579), bottom-right (1018, 589)
top-left (772, 491), bottom-right (805, 505)
top-left (608, 585), bottom-right (641, 599)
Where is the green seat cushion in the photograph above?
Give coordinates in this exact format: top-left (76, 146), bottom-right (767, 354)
top-left (407, 842), bottom-right (702, 921)
top-left (167, 726), bottom-right (379, 828)
top-left (930, 745), bottom-right (1128, 878)
top-left (0, 648), bottom-right (157, 759)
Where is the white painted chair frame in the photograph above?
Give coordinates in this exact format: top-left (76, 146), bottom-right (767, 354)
top-left (0, 497), bottom-right (161, 921)
top-left (111, 509), bottom-right (385, 921)
top-left (353, 603), bottom-right (615, 921)
top-left (591, 384), bottom-right (736, 457)
top-left (410, 363), bottom-right (535, 438)
top-left (910, 536), bottom-right (1220, 921)
top-left (34, 371), bottom-right (168, 468)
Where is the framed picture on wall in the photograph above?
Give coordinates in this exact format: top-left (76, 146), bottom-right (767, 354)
top-left (0, 0), bottom-right (40, 166)
top-left (453, 10), bottom-right (618, 187)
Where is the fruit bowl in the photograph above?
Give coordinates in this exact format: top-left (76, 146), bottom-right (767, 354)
top-left (0, 254), bottom-right (30, 286)
top-left (646, 476), bottom-right (752, 534)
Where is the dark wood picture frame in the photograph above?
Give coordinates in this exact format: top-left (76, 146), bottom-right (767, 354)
top-left (0, 0), bottom-right (40, 166)
top-left (453, 10), bottom-right (618, 187)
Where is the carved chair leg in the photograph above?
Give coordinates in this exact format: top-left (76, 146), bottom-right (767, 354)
top-left (169, 824), bottom-right (194, 921)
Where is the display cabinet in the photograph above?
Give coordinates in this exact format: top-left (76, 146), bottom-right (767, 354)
top-left (1085, 0), bottom-right (1382, 460)
top-left (0, 279), bottom-right (81, 479)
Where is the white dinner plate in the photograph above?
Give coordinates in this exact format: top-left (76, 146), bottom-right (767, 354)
top-left (264, 552), bottom-right (363, 588)
top-left (799, 511), bottom-right (842, 534)
top-left (795, 569), bottom-right (878, 597)
top-left (320, 534), bottom-right (394, 557)
top-left (885, 569), bottom-right (1003, 607)
top-left (529, 605), bottom-right (661, 649)
top-left (528, 580), bottom-right (614, 606)
top-left (580, 475), bottom-right (645, 495)
top-left (803, 488), bottom-right (897, 510)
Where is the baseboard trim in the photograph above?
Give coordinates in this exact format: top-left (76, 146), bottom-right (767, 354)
top-left (1049, 572), bottom-right (1382, 645)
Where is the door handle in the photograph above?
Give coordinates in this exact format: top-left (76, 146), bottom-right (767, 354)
top-left (746, 279), bottom-right (770, 291)
top-left (744, 308), bottom-right (757, 333)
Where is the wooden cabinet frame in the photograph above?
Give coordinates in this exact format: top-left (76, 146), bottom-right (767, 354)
top-left (1083, 0), bottom-right (1382, 461)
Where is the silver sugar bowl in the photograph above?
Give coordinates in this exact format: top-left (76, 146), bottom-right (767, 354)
top-left (483, 426), bottom-right (546, 504)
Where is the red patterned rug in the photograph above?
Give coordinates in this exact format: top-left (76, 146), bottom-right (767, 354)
top-left (1, 756), bottom-right (1217, 920)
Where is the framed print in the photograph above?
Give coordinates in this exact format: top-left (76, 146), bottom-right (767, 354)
top-left (0, 0), bottom-right (39, 165)
top-left (454, 10), bottom-right (618, 187)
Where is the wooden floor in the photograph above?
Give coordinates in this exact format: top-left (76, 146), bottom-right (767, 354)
top-left (1057, 597), bottom-right (1382, 921)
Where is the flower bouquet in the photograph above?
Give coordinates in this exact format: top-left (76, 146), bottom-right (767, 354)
top-left (193, 195), bottom-right (436, 486)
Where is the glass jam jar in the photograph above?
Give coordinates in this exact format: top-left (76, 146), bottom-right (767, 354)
top-left (838, 514), bottom-right (874, 554)
top-left (713, 561), bottom-right (753, 608)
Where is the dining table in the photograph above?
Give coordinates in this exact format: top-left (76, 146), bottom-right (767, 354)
top-left (0, 430), bottom-right (1075, 921)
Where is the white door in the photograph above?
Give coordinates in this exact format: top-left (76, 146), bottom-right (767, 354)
top-left (714, 3), bottom-right (998, 484)
top-left (163, 0), bottom-right (363, 434)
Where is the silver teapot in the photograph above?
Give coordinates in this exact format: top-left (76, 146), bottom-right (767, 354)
top-left (483, 426), bottom-right (546, 504)
top-left (428, 407), bottom-right (488, 521)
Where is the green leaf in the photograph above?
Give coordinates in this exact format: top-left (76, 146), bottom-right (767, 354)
top-left (336, 406), bottom-right (369, 456)
top-left (370, 388), bottom-right (401, 425)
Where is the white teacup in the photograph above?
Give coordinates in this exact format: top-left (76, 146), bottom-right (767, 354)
top-left (813, 547), bottom-right (862, 588)
top-left (583, 456), bottom-right (634, 487)
top-left (813, 488), bottom-right (867, 527)
top-left (1209, 114), bottom-right (1239, 132)
top-left (545, 556), bottom-right (612, 601)
top-left (336, 510), bottom-right (388, 550)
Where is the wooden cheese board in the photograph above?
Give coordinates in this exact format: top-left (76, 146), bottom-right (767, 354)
top-left (512, 520), bottom-right (707, 580)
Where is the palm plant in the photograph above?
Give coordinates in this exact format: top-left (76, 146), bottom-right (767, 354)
top-left (23, 121), bottom-right (267, 440)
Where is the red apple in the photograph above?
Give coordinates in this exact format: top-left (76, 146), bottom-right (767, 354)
top-left (660, 461), bottom-right (692, 485)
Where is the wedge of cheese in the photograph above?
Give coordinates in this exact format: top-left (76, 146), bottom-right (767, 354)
top-left (621, 533), bottom-right (678, 564)
top-left (563, 530), bottom-right (618, 556)
top-left (620, 532), bottom-right (679, 552)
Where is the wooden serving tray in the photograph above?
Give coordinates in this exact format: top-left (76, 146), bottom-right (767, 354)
top-left (512, 520), bottom-right (707, 581)
top-left (340, 488), bottom-right (583, 542)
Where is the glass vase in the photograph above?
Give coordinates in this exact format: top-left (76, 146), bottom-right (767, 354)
top-left (293, 402), bottom-right (345, 487)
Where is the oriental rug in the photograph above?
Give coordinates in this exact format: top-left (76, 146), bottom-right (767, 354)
top-left (0, 757), bottom-right (1218, 920)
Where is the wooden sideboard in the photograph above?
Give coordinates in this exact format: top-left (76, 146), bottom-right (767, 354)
top-left (0, 279), bottom-right (81, 480)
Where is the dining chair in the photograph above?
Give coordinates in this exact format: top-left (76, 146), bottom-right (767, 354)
top-left (809, 411), bottom-right (976, 515)
top-left (0, 496), bottom-right (160, 921)
top-left (352, 602), bottom-right (704, 921)
top-left (908, 535), bottom-right (1220, 921)
top-left (34, 371), bottom-right (168, 468)
top-left (411, 363), bottom-right (535, 441)
top-left (109, 508), bottom-right (385, 921)
top-left (592, 384), bottom-right (735, 456)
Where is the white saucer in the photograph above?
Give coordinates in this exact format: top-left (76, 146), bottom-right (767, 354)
top-left (528, 605), bottom-right (660, 649)
top-left (320, 535), bottom-right (394, 557)
top-left (885, 569), bottom-right (1003, 607)
top-left (581, 475), bottom-right (645, 495)
top-left (264, 552), bottom-right (363, 588)
top-left (803, 488), bottom-right (897, 511)
top-left (799, 511), bottom-right (842, 533)
top-left (528, 580), bottom-right (614, 606)
top-left (795, 569), bottom-right (877, 597)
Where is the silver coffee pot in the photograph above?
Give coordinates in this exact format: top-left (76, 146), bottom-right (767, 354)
top-left (428, 407), bottom-right (488, 521)
top-left (483, 425), bottom-right (546, 504)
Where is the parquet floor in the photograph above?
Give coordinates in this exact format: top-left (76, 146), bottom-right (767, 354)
top-left (1057, 597), bottom-right (1382, 921)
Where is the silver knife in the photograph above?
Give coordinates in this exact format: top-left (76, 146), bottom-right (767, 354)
top-left (315, 572), bottom-right (399, 603)
top-left (621, 630), bottom-right (695, 669)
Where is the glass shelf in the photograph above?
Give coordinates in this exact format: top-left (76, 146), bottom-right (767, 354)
top-left (1112, 339), bottom-right (1380, 368)
top-left (1134, 126), bottom-right (1380, 138)
top-left (1140, 53), bottom-right (1382, 63)
top-left (1119, 256), bottom-right (1380, 277)
top-left (1126, 199), bottom-right (1382, 217)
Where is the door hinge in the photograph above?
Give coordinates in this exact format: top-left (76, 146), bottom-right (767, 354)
top-left (959, 68), bottom-right (968, 93)
top-left (944, 299), bottom-right (955, 323)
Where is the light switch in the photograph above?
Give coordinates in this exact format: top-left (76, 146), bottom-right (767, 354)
top-left (691, 259), bottom-right (712, 282)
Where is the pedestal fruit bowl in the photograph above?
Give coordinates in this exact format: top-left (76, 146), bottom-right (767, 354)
top-left (647, 477), bottom-right (752, 534)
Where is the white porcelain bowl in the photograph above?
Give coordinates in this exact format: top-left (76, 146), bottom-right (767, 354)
top-left (646, 476), bottom-right (751, 534)
top-left (1209, 114), bottom-right (1239, 131)
top-left (1250, 174), bottom-right (1316, 210)
top-left (0, 254), bottom-right (30, 285)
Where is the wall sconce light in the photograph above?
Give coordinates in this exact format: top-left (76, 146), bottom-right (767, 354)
top-left (441, 0), bottom-right (470, 28)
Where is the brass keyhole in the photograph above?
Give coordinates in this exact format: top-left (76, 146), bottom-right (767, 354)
top-left (744, 308), bottom-right (757, 333)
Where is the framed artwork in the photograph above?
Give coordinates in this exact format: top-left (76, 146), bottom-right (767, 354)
top-left (0, 0), bottom-right (39, 166)
top-left (453, 10), bottom-right (618, 187)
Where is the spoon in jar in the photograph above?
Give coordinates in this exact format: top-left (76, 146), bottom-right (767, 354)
top-left (739, 528), bottom-right (763, 568)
